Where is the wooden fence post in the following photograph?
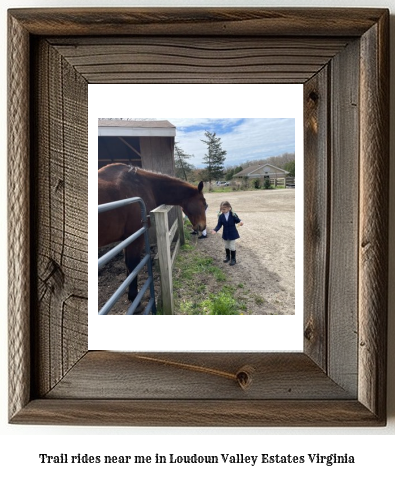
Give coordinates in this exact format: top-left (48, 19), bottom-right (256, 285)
top-left (151, 205), bottom-right (174, 314)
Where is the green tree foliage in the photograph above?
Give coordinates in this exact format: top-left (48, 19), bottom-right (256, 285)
top-left (283, 160), bottom-right (295, 177)
top-left (174, 143), bottom-right (195, 181)
top-left (224, 165), bottom-right (243, 181)
top-left (201, 131), bottom-right (227, 183)
top-left (195, 168), bottom-right (210, 183)
top-left (253, 178), bottom-right (261, 189)
top-left (225, 169), bottom-right (235, 181)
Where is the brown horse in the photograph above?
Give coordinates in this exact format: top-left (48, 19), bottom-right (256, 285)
top-left (98, 163), bottom-right (206, 307)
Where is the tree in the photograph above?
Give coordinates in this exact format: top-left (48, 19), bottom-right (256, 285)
top-left (225, 168), bottom-right (235, 181)
top-left (238, 152), bottom-right (295, 171)
top-left (201, 131), bottom-right (227, 183)
top-left (283, 160), bottom-right (295, 177)
top-left (195, 168), bottom-right (210, 183)
top-left (174, 143), bottom-right (195, 181)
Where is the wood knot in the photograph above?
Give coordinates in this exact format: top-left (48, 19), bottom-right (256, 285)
top-left (54, 178), bottom-right (64, 192)
top-left (236, 365), bottom-right (255, 390)
top-left (304, 321), bottom-right (314, 341)
top-left (361, 241), bottom-right (371, 251)
top-left (308, 91), bottom-right (319, 103)
top-left (42, 258), bottom-right (64, 290)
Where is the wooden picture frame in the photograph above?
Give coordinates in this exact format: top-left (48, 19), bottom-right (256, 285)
top-left (8, 8), bottom-right (389, 426)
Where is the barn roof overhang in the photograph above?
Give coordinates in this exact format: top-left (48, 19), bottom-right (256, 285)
top-left (98, 120), bottom-right (176, 138)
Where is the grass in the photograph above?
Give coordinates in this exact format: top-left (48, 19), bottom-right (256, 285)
top-left (210, 186), bottom-right (232, 193)
top-left (254, 295), bottom-right (265, 305)
top-left (208, 185), bottom-right (287, 193)
top-left (201, 291), bottom-right (239, 315)
top-left (171, 225), bottom-right (246, 315)
top-left (173, 252), bottom-right (226, 284)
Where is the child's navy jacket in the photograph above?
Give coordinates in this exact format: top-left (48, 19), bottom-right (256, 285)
top-left (214, 212), bottom-right (241, 240)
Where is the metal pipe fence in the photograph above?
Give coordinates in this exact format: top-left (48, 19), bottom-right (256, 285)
top-left (98, 197), bottom-right (156, 315)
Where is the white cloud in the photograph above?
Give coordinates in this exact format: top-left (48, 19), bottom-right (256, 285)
top-left (165, 118), bottom-right (295, 168)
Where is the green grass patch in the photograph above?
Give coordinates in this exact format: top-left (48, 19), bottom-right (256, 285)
top-left (172, 228), bottom-right (244, 314)
top-left (201, 291), bottom-right (239, 315)
top-left (210, 186), bottom-right (232, 193)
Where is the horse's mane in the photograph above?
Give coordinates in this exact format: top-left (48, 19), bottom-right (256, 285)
top-left (127, 166), bottom-right (198, 191)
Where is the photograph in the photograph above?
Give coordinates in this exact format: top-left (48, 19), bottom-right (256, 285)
top-left (89, 84), bottom-right (303, 352)
top-left (97, 117), bottom-right (297, 317)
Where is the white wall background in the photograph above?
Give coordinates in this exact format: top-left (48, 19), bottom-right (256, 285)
top-left (1, 0), bottom-right (394, 476)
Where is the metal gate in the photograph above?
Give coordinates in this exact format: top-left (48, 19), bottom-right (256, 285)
top-left (98, 197), bottom-right (156, 315)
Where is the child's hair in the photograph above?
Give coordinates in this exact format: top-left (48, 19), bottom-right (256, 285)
top-left (219, 200), bottom-right (238, 218)
top-left (220, 201), bottom-right (232, 209)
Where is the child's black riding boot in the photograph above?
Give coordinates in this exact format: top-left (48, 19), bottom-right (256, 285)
top-left (230, 250), bottom-right (236, 266)
top-left (223, 249), bottom-right (230, 263)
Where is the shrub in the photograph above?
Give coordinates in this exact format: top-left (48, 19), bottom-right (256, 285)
top-left (263, 177), bottom-right (271, 189)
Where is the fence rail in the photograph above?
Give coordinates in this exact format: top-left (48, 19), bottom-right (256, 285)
top-left (98, 197), bottom-right (156, 315)
top-left (286, 176), bottom-right (295, 187)
top-left (268, 177), bottom-right (295, 188)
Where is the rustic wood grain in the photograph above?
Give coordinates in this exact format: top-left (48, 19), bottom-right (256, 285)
top-left (7, 7), bottom-right (389, 426)
top-left (8, 8), bottom-right (387, 37)
top-left (45, 352), bottom-right (354, 400)
top-left (150, 207), bottom-right (174, 315)
top-left (327, 39), bottom-right (360, 396)
top-left (30, 39), bottom-right (88, 397)
top-left (49, 37), bottom-right (351, 84)
top-left (8, 12), bottom-right (31, 421)
top-left (359, 12), bottom-right (389, 421)
top-left (140, 136), bottom-right (175, 174)
top-left (303, 67), bottom-right (329, 371)
top-left (11, 399), bottom-right (383, 427)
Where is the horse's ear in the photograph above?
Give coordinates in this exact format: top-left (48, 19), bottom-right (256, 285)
top-left (198, 181), bottom-right (204, 192)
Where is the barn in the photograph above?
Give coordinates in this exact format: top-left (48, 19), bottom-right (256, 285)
top-left (234, 163), bottom-right (290, 181)
top-left (98, 119), bottom-right (176, 175)
top-left (98, 119), bottom-right (179, 264)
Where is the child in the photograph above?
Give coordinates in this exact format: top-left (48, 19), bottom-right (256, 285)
top-left (211, 201), bottom-right (243, 265)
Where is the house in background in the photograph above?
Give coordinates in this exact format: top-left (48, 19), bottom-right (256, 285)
top-left (98, 119), bottom-right (176, 175)
top-left (233, 163), bottom-right (290, 181)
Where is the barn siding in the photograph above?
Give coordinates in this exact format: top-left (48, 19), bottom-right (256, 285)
top-left (140, 136), bottom-right (175, 175)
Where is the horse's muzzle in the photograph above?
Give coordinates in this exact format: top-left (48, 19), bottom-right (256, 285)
top-left (195, 223), bottom-right (206, 232)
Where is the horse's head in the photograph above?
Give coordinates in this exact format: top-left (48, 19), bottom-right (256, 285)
top-left (183, 181), bottom-right (207, 232)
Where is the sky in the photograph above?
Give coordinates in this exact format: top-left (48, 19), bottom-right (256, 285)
top-left (162, 117), bottom-right (295, 169)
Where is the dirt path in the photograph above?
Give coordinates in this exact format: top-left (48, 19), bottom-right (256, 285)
top-left (98, 189), bottom-right (295, 315)
top-left (195, 189), bottom-right (295, 315)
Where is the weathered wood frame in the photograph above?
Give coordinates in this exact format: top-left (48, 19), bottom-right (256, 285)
top-left (8, 8), bottom-right (389, 426)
